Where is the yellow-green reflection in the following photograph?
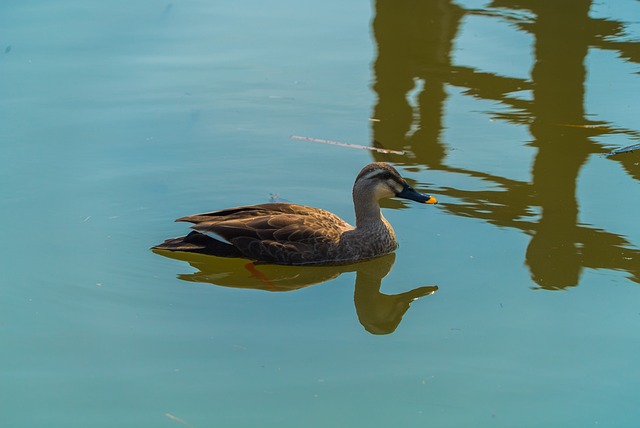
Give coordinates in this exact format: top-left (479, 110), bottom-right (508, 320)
top-left (153, 250), bottom-right (437, 335)
top-left (370, 0), bottom-right (640, 289)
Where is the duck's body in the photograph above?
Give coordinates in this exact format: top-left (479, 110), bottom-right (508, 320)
top-left (153, 162), bottom-right (437, 265)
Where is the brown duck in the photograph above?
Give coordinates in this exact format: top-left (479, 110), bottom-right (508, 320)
top-left (153, 162), bottom-right (437, 265)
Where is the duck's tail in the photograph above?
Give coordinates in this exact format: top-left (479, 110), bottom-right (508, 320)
top-left (152, 231), bottom-right (244, 257)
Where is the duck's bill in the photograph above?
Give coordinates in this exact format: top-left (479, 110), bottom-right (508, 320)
top-left (424, 196), bottom-right (437, 204)
top-left (396, 184), bottom-right (438, 204)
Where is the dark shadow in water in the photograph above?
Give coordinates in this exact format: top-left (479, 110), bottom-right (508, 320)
top-left (370, 0), bottom-right (640, 289)
top-left (153, 250), bottom-right (438, 335)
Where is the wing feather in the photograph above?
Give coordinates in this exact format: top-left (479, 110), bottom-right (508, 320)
top-left (177, 203), bottom-right (352, 264)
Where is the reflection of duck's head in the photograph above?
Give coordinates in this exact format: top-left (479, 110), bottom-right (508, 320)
top-left (357, 285), bottom-right (438, 335)
top-left (354, 254), bottom-right (438, 335)
top-left (153, 162), bottom-right (436, 265)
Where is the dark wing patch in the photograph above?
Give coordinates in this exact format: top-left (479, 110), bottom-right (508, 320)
top-left (152, 231), bottom-right (244, 257)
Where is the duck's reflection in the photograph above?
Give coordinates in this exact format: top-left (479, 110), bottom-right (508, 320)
top-left (153, 250), bottom-right (437, 335)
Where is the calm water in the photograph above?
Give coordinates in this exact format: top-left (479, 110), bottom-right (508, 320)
top-left (2, 0), bottom-right (639, 427)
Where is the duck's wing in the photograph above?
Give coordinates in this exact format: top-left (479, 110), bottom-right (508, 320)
top-left (178, 203), bottom-right (352, 264)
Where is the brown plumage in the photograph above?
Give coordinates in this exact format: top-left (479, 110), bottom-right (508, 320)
top-left (153, 162), bottom-right (437, 265)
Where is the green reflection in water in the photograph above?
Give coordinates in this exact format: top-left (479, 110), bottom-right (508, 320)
top-left (153, 250), bottom-right (437, 335)
top-left (369, 0), bottom-right (640, 290)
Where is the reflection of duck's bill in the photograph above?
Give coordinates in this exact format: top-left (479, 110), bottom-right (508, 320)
top-left (408, 285), bottom-right (438, 300)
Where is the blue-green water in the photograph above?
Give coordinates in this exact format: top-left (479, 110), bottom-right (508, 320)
top-left (2, 1), bottom-right (639, 427)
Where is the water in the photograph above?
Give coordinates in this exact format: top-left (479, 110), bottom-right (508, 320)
top-left (1, 0), bottom-right (639, 427)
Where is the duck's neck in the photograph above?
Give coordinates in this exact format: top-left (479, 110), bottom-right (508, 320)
top-left (353, 190), bottom-right (385, 229)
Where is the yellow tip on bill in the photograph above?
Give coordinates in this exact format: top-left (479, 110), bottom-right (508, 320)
top-left (425, 196), bottom-right (438, 205)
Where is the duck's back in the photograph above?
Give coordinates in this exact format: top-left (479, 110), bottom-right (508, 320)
top-left (179, 203), bottom-right (354, 265)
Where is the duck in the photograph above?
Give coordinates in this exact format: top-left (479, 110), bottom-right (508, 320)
top-left (152, 162), bottom-right (437, 265)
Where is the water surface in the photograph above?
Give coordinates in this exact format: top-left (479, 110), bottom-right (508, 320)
top-left (1, 1), bottom-right (639, 427)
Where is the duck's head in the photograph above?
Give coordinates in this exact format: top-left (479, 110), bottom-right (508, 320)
top-left (354, 162), bottom-right (438, 204)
